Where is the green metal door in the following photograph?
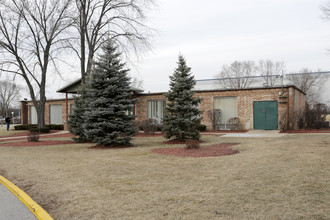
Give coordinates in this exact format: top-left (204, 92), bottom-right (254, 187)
top-left (253, 101), bottom-right (278, 130)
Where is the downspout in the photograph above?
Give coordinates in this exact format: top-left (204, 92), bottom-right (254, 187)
top-left (66, 92), bottom-right (68, 121)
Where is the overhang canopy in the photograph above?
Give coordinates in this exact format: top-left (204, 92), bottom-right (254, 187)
top-left (56, 78), bottom-right (143, 94)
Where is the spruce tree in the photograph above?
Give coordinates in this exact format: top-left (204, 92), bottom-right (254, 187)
top-left (68, 86), bottom-right (90, 143)
top-left (82, 41), bottom-right (136, 146)
top-left (163, 55), bottom-right (202, 141)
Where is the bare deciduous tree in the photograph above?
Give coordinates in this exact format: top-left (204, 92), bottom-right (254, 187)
top-left (321, 1), bottom-right (330, 20)
top-left (216, 61), bottom-right (255, 89)
top-left (207, 109), bottom-right (221, 131)
top-left (131, 76), bottom-right (144, 90)
top-left (0, 78), bottom-right (20, 116)
top-left (286, 68), bottom-right (325, 105)
top-left (71, 0), bottom-right (154, 82)
top-left (0, 0), bottom-right (73, 128)
top-left (257, 60), bottom-right (285, 87)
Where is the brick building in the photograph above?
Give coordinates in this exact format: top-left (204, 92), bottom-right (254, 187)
top-left (21, 79), bottom-right (305, 131)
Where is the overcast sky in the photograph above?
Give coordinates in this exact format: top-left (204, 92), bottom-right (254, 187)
top-left (7, 0), bottom-right (330, 102)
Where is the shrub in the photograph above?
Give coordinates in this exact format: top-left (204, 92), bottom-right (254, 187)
top-left (227, 117), bottom-right (241, 131)
top-left (197, 124), bottom-right (207, 131)
top-left (305, 104), bottom-right (327, 129)
top-left (14, 124), bottom-right (37, 130)
top-left (46, 124), bottom-right (64, 130)
top-left (185, 139), bottom-right (200, 149)
top-left (132, 121), bottom-right (140, 132)
top-left (292, 110), bottom-right (305, 129)
top-left (27, 131), bottom-right (40, 142)
top-left (279, 112), bottom-right (288, 132)
top-left (29, 127), bottom-right (50, 133)
top-left (15, 124), bottom-right (63, 131)
top-left (156, 124), bottom-right (163, 132)
top-left (140, 119), bottom-right (158, 134)
top-left (207, 109), bottom-right (221, 131)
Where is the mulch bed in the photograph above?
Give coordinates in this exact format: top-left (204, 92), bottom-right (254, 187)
top-left (282, 128), bottom-right (330, 133)
top-left (0, 140), bottom-right (74, 147)
top-left (163, 139), bottom-right (205, 145)
top-left (39, 133), bottom-right (75, 139)
top-left (133, 131), bottom-right (248, 137)
top-left (152, 143), bottom-right (239, 157)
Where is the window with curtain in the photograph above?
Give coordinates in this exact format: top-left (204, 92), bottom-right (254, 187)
top-left (50, 104), bottom-right (63, 124)
top-left (213, 97), bottom-right (237, 129)
top-left (30, 106), bottom-right (37, 124)
top-left (147, 100), bottom-right (166, 123)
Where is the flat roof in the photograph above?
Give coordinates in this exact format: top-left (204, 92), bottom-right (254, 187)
top-left (138, 85), bottom-right (306, 96)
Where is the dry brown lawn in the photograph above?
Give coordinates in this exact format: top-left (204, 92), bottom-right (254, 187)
top-left (0, 128), bottom-right (25, 136)
top-left (0, 133), bottom-right (329, 220)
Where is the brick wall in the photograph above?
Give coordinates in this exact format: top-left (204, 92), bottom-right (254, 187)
top-left (195, 88), bottom-right (289, 130)
top-left (135, 93), bottom-right (165, 121)
top-left (135, 86), bottom-right (305, 131)
top-left (22, 86), bottom-right (305, 131)
top-left (290, 88), bottom-right (306, 129)
top-left (20, 101), bottom-right (28, 124)
top-left (26, 99), bottom-right (75, 124)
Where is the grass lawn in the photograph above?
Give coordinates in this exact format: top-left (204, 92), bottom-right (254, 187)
top-left (0, 133), bottom-right (329, 219)
top-left (0, 127), bottom-right (26, 136)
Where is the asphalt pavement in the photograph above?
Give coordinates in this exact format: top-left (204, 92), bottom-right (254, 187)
top-left (0, 183), bottom-right (37, 220)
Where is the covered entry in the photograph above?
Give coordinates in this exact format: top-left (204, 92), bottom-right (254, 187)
top-left (253, 101), bottom-right (278, 130)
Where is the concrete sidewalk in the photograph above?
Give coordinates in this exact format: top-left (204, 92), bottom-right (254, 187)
top-left (221, 130), bottom-right (288, 138)
top-left (0, 181), bottom-right (37, 220)
top-left (0, 130), bottom-right (69, 141)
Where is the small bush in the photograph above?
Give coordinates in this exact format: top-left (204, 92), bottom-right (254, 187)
top-left (132, 121), bottom-right (140, 132)
top-left (27, 131), bottom-right (40, 142)
top-left (185, 139), bottom-right (200, 149)
top-left (140, 119), bottom-right (158, 134)
top-left (227, 117), bottom-right (241, 131)
top-left (207, 109), bottom-right (222, 131)
top-left (156, 124), bottom-right (163, 132)
top-left (197, 124), bottom-right (207, 131)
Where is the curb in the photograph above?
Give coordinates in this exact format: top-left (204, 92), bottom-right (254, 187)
top-left (0, 175), bottom-right (53, 220)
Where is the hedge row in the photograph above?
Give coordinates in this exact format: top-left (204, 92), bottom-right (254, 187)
top-left (14, 124), bottom-right (64, 131)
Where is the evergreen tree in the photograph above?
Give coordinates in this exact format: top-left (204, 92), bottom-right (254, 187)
top-left (82, 41), bottom-right (136, 146)
top-left (68, 85), bottom-right (90, 143)
top-left (163, 55), bottom-right (202, 141)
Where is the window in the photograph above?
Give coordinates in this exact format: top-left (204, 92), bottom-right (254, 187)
top-left (30, 106), bottom-right (37, 124)
top-left (70, 104), bottom-right (75, 115)
top-left (213, 97), bottom-right (237, 129)
top-left (147, 100), bottom-right (166, 123)
top-left (50, 104), bottom-right (63, 124)
top-left (126, 104), bottom-right (135, 117)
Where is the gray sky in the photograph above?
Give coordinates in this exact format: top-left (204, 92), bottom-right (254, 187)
top-left (7, 0), bottom-right (330, 102)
